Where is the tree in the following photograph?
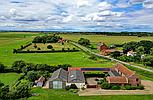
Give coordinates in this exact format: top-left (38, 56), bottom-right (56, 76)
top-left (0, 85), bottom-right (9, 99)
top-left (26, 71), bottom-right (39, 81)
top-left (150, 48), bottom-right (153, 55)
top-left (0, 63), bottom-right (5, 72)
top-left (123, 41), bottom-right (138, 53)
top-left (110, 51), bottom-right (121, 58)
top-left (138, 40), bottom-right (153, 54)
top-left (143, 56), bottom-right (153, 67)
top-left (11, 82), bottom-right (31, 99)
top-left (47, 45), bottom-right (53, 49)
top-left (136, 46), bottom-right (145, 55)
top-left (12, 60), bottom-right (26, 73)
top-left (78, 38), bottom-right (90, 46)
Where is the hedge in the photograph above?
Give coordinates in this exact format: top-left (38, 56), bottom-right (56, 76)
top-left (14, 49), bottom-right (79, 53)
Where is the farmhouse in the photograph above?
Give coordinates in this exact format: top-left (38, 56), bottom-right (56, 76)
top-left (97, 42), bottom-right (121, 55)
top-left (47, 63), bottom-right (141, 89)
top-left (106, 63), bottom-right (141, 86)
top-left (48, 68), bottom-right (86, 89)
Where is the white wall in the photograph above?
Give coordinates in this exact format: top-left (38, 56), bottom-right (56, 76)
top-left (66, 83), bottom-right (86, 88)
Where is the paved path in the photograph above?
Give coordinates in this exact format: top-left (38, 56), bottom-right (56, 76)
top-left (69, 41), bottom-right (153, 73)
top-left (79, 80), bottom-right (153, 96)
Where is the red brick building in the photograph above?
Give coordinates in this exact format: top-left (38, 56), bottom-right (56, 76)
top-left (97, 42), bottom-right (121, 55)
top-left (106, 63), bottom-right (141, 86)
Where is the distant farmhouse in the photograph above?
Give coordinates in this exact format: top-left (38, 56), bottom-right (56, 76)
top-left (44, 63), bottom-right (141, 89)
top-left (97, 42), bottom-right (122, 55)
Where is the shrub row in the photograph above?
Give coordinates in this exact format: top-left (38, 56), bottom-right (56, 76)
top-left (14, 49), bottom-right (79, 53)
top-left (13, 43), bottom-right (32, 53)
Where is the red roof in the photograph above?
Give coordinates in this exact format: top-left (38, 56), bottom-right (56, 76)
top-left (114, 63), bottom-right (135, 77)
top-left (68, 68), bottom-right (81, 71)
top-left (106, 76), bottom-right (128, 84)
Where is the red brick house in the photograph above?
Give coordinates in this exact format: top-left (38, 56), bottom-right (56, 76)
top-left (106, 64), bottom-right (141, 86)
top-left (97, 42), bottom-right (121, 55)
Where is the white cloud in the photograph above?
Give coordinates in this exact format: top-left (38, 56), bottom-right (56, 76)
top-left (98, 2), bottom-right (112, 11)
top-left (76, 0), bottom-right (91, 8)
top-left (62, 15), bottom-right (74, 22)
top-left (0, 0), bottom-right (152, 31)
top-left (143, 0), bottom-right (153, 8)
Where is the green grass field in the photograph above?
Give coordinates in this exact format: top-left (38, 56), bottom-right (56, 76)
top-left (0, 32), bottom-right (113, 67)
top-left (0, 73), bottom-right (21, 85)
top-left (61, 34), bottom-right (153, 45)
top-left (28, 88), bottom-right (153, 100)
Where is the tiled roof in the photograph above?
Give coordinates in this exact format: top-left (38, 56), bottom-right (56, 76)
top-left (106, 76), bottom-right (128, 84)
top-left (114, 63), bottom-right (135, 77)
top-left (68, 70), bottom-right (85, 83)
top-left (49, 68), bottom-right (68, 82)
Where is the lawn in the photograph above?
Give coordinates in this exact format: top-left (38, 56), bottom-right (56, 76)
top-left (28, 88), bottom-right (153, 100)
top-left (0, 73), bottom-right (21, 85)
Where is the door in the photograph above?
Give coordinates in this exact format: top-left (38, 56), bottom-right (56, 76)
top-left (53, 81), bottom-right (63, 89)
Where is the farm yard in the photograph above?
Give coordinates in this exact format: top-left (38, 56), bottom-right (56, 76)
top-left (0, 32), bottom-right (153, 100)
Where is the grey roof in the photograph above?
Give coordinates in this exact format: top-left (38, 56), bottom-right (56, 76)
top-left (68, 70), bottom-right (85, 83)
top-left (49, 68), bottom-right (68, 82)
top-left (108, 70), bottom-right (120, 76)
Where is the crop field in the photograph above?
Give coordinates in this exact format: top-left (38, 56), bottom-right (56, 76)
top-left (23, 43), bottom-right (77, 51)
top-left (0, 73), bottom-right (21, 85)
top-left (28, 88), bottom-right (153, 100)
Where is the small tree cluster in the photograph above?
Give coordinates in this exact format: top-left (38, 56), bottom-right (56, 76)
top-left (78, 38), bottom-right (90, 46)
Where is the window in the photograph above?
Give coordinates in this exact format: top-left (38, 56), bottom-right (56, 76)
top-left (136, 78), bottom-right (139, 82)
top-left (53, 81), bottom-right (63, 89)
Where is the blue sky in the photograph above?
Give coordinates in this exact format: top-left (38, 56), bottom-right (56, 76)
top-left (0, 0), bottom-right (153, 32)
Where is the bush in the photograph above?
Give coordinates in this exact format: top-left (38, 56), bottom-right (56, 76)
top-left (47, 45), bottom-right (53, 49)
top-left (89, 55), bottom-right (97, 60)
top-left (73, 48), bottom-right (75, 50)
top-left (124, 85), bottom-right (132, 90)
top-left (101, 82), bottom-right (111, 89)
top-left (78, 38), bottom-right (90, 46)
top-left (37, 48), bottom-right (41, 50)
top-left (69, 89), bottom-right (79, 93)
top-left (62, 48), bottom-right (65, 51)
top-left (0, 63), bottom-right (5, 72)
top-left (111, 85), bottom-right (121, 90)
top-left (65, 86), bottom-right (70, 91)
top-left (137, 85), bottom-right (144, 90)
top-left (34, 44), bottom-right (37, 48)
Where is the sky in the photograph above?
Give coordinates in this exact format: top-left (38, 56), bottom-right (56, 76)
top-left (0, 0), bottom-right (153, 32)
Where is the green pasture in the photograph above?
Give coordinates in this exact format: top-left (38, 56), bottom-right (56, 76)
top-left (0, 32), bottom-right (113, 67)
top-left (0, 73), bottom-right (21, 85)
top-left (28, 88), bottom-right (153, 100)
top-left (61, 34), bottom-right (153, 45)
